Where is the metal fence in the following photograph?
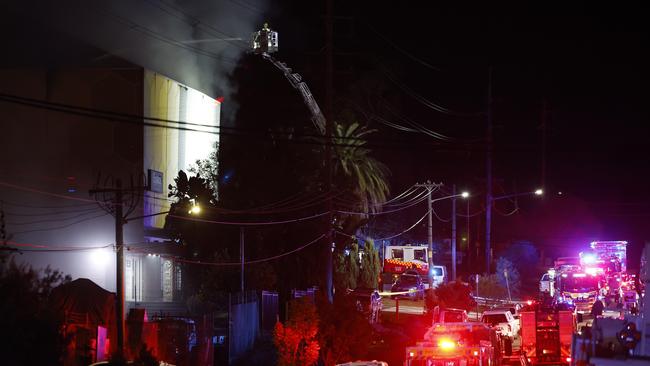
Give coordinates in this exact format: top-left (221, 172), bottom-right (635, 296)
top-left (261, 291), bottom-right (279, 332)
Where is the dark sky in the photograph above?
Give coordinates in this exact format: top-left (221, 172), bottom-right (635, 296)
top-left (264, 2), bottom-right (649, 258)
top-left (2, 1), bottom-right (648, 261)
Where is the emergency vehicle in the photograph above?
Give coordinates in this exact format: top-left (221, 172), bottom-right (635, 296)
top-left (404, 322), bottom-right (502, 366)
top-left (557, 272), bottom-right (600, 314)
top-left (381, 244), bottom-right (446, 290)
top-left (519, 302), bottom-right (575, 365)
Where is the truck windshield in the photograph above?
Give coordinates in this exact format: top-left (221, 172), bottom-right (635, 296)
top-left (444, 312), bottom-right (465, 322)
top-left (399, 275), bottom-right (419, 285)
top-left (482, 314), bottom-right (507, 325)
top-left (563, 276), bottom-right (598, 292)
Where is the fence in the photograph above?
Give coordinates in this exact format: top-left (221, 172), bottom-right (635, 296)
top-left (229, 293), bottom-right (259, 363)
top-left (261, 291), bottom-right (279, 332)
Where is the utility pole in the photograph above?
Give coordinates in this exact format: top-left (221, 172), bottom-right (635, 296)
top-left (240, 227), bottom-right (244, 292)
top-left (466, 197), bottom-right (470, 271)
top-left (415, 181), bottom-right (441, 289)
top-left (114, 181), bottom-right (124, 354)
top-left (324, 0), bottom-right (334, 303)
top-left (451, 185), bottom-right (457, 281)
top-left (90, 177), bottom-right (143, 357)
top-left (485, 67), bottom-right (493, 274)
top-left (426, 186), bottom-right (434, 289)
top-left (541, 98), bottom-right (547, 191)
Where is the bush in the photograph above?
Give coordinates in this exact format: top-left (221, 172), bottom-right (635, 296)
top-left (273, 297), bottom-right (320, 366)
top-left (476, 274), bottom-right (507, 299)
top-left (434, 281), bottom-right (476, 311)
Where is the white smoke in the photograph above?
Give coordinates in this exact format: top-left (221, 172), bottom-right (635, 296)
top-left (29, 0), bottom-right (269, 119)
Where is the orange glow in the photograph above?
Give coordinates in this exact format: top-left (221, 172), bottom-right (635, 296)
top-left (438, 339), bottom-right (456, 350)
top-left (473, 350), bottom-right (479, 356)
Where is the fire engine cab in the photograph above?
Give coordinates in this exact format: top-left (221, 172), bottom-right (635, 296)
top-left (404, 322), bottom-right (502, 366)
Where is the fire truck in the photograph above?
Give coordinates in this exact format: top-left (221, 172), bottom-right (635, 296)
top-left (557, 271), bottom-right (600, 314)
top-left (404, 322), bottom-right (502, 366)
top-left (381, 244), bottom-right (431, 290)
top-left (580, 241), bottom-right (627, 301)
top-left (519, 303), bottom-right (575, 365)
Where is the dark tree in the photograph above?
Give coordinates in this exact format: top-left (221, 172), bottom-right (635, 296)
top-left (0, 256), bottom-right (71, 366)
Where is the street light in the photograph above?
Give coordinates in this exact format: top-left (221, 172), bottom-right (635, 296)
top-left (415, 183), bottom-right (469, 288)
top-left (485, 188), bottom-right (543, 274)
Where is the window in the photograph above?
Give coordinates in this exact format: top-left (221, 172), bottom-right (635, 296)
top-left (175, 264), bottom-right (182, 292)
top-left (162, 259), bottom-right (173, 302)
top-left (432, 267), bottom-right (443, 276)
top-left (413, 249), bottom-right (426, 262)
top-left (391, 249), bottom-right (404, 261)
top-left (482, 314), bottom-right (508, 325)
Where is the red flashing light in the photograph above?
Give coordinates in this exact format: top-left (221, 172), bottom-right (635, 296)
top-left (216, 96), bottom-right (225, 103)
top-left (527, 300), bottom-right (533, 306)
top-left (566, 357), bottom-right (571, 363)
top-left (409, 351), bottom-right (415, 358)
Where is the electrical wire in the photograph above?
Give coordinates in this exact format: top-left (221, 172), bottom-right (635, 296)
top-left (372, 209), bottom-right (431, 241)
top-left (0, 92), bottom-right (506, 154)
top-left (336, 192), bottom-right (428, 216)
top-left (363, 21), bottom-right (443, 72)
top-left (493, 204), bottom-right (519, 216)
top-left (146, 0), bottom-right (248, 50)
top-left (6, 208), bottom-right (103, 225)
top-left (431, 206), bottom-right (451, 222)
top-left (11, 213), bottom-right (110, 236)
top-left (226, 0), bottom-right (264, 14)
top-left (4, 241), bottom-right (114, 252)
top-left (96, 7), bottom-right (241, 65)
top-left (168, 211), bottom-right (328, 226)
top-left (131, 233), bottom-right (326, 266)
top-left (1, 206), bottom-right (100, 217)
top-left (0, 181), bottom-right (101, 205)
top-left (378, 65), bottom-right (484, 117)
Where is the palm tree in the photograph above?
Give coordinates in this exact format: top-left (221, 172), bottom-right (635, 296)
top-left (332, 121), bottom-right (390, 215)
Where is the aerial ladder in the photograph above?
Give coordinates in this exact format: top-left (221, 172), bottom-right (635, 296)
top-left (250, 23), bottom-right (326, 135)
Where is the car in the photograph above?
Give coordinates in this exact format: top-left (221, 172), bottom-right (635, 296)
top-left (480, 309), bottom-right (519, 339)
top-left (540, 273), bottom-right (552, 293)
top-left (432, 307), bottom-right (469, 323)
top-left (391, 270), bottom-right (425, 300)
top-left (491, 303), bottom-right (522, 320)
top-left (349, 287), bottom-right (382, 323)
top-left (430, 265), bottom-right (447, 288)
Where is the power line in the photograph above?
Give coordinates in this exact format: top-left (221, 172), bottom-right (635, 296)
top-left (168, 211), bottom-right (328, 226)
top-left (336, 192), bottom-right (428, 216)
top-left (378, 65), bottom-right (485, 117)
top-left (363, 21), bottom-right (443, 72)
top-left (131, 233), bottom-right (326, 266)
top-left (96, 7), bottom-right (241, 65)
top-left (372, 209), bottom-right (431, 241)
top-left (11, 213), bottom-right (110, 236)
top-left (145, 0), bottom-right (248, 50)
top-left (6, 208), bottom-right (103, 225)
top-left (0, 92), bottom-right (547, 154)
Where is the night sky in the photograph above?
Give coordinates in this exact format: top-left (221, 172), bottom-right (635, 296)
top-left (2, 2), bottom-right (649, 266)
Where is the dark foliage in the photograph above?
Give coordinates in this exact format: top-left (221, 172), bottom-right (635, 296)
top-left (0, 256), bottom-right (71, 366)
